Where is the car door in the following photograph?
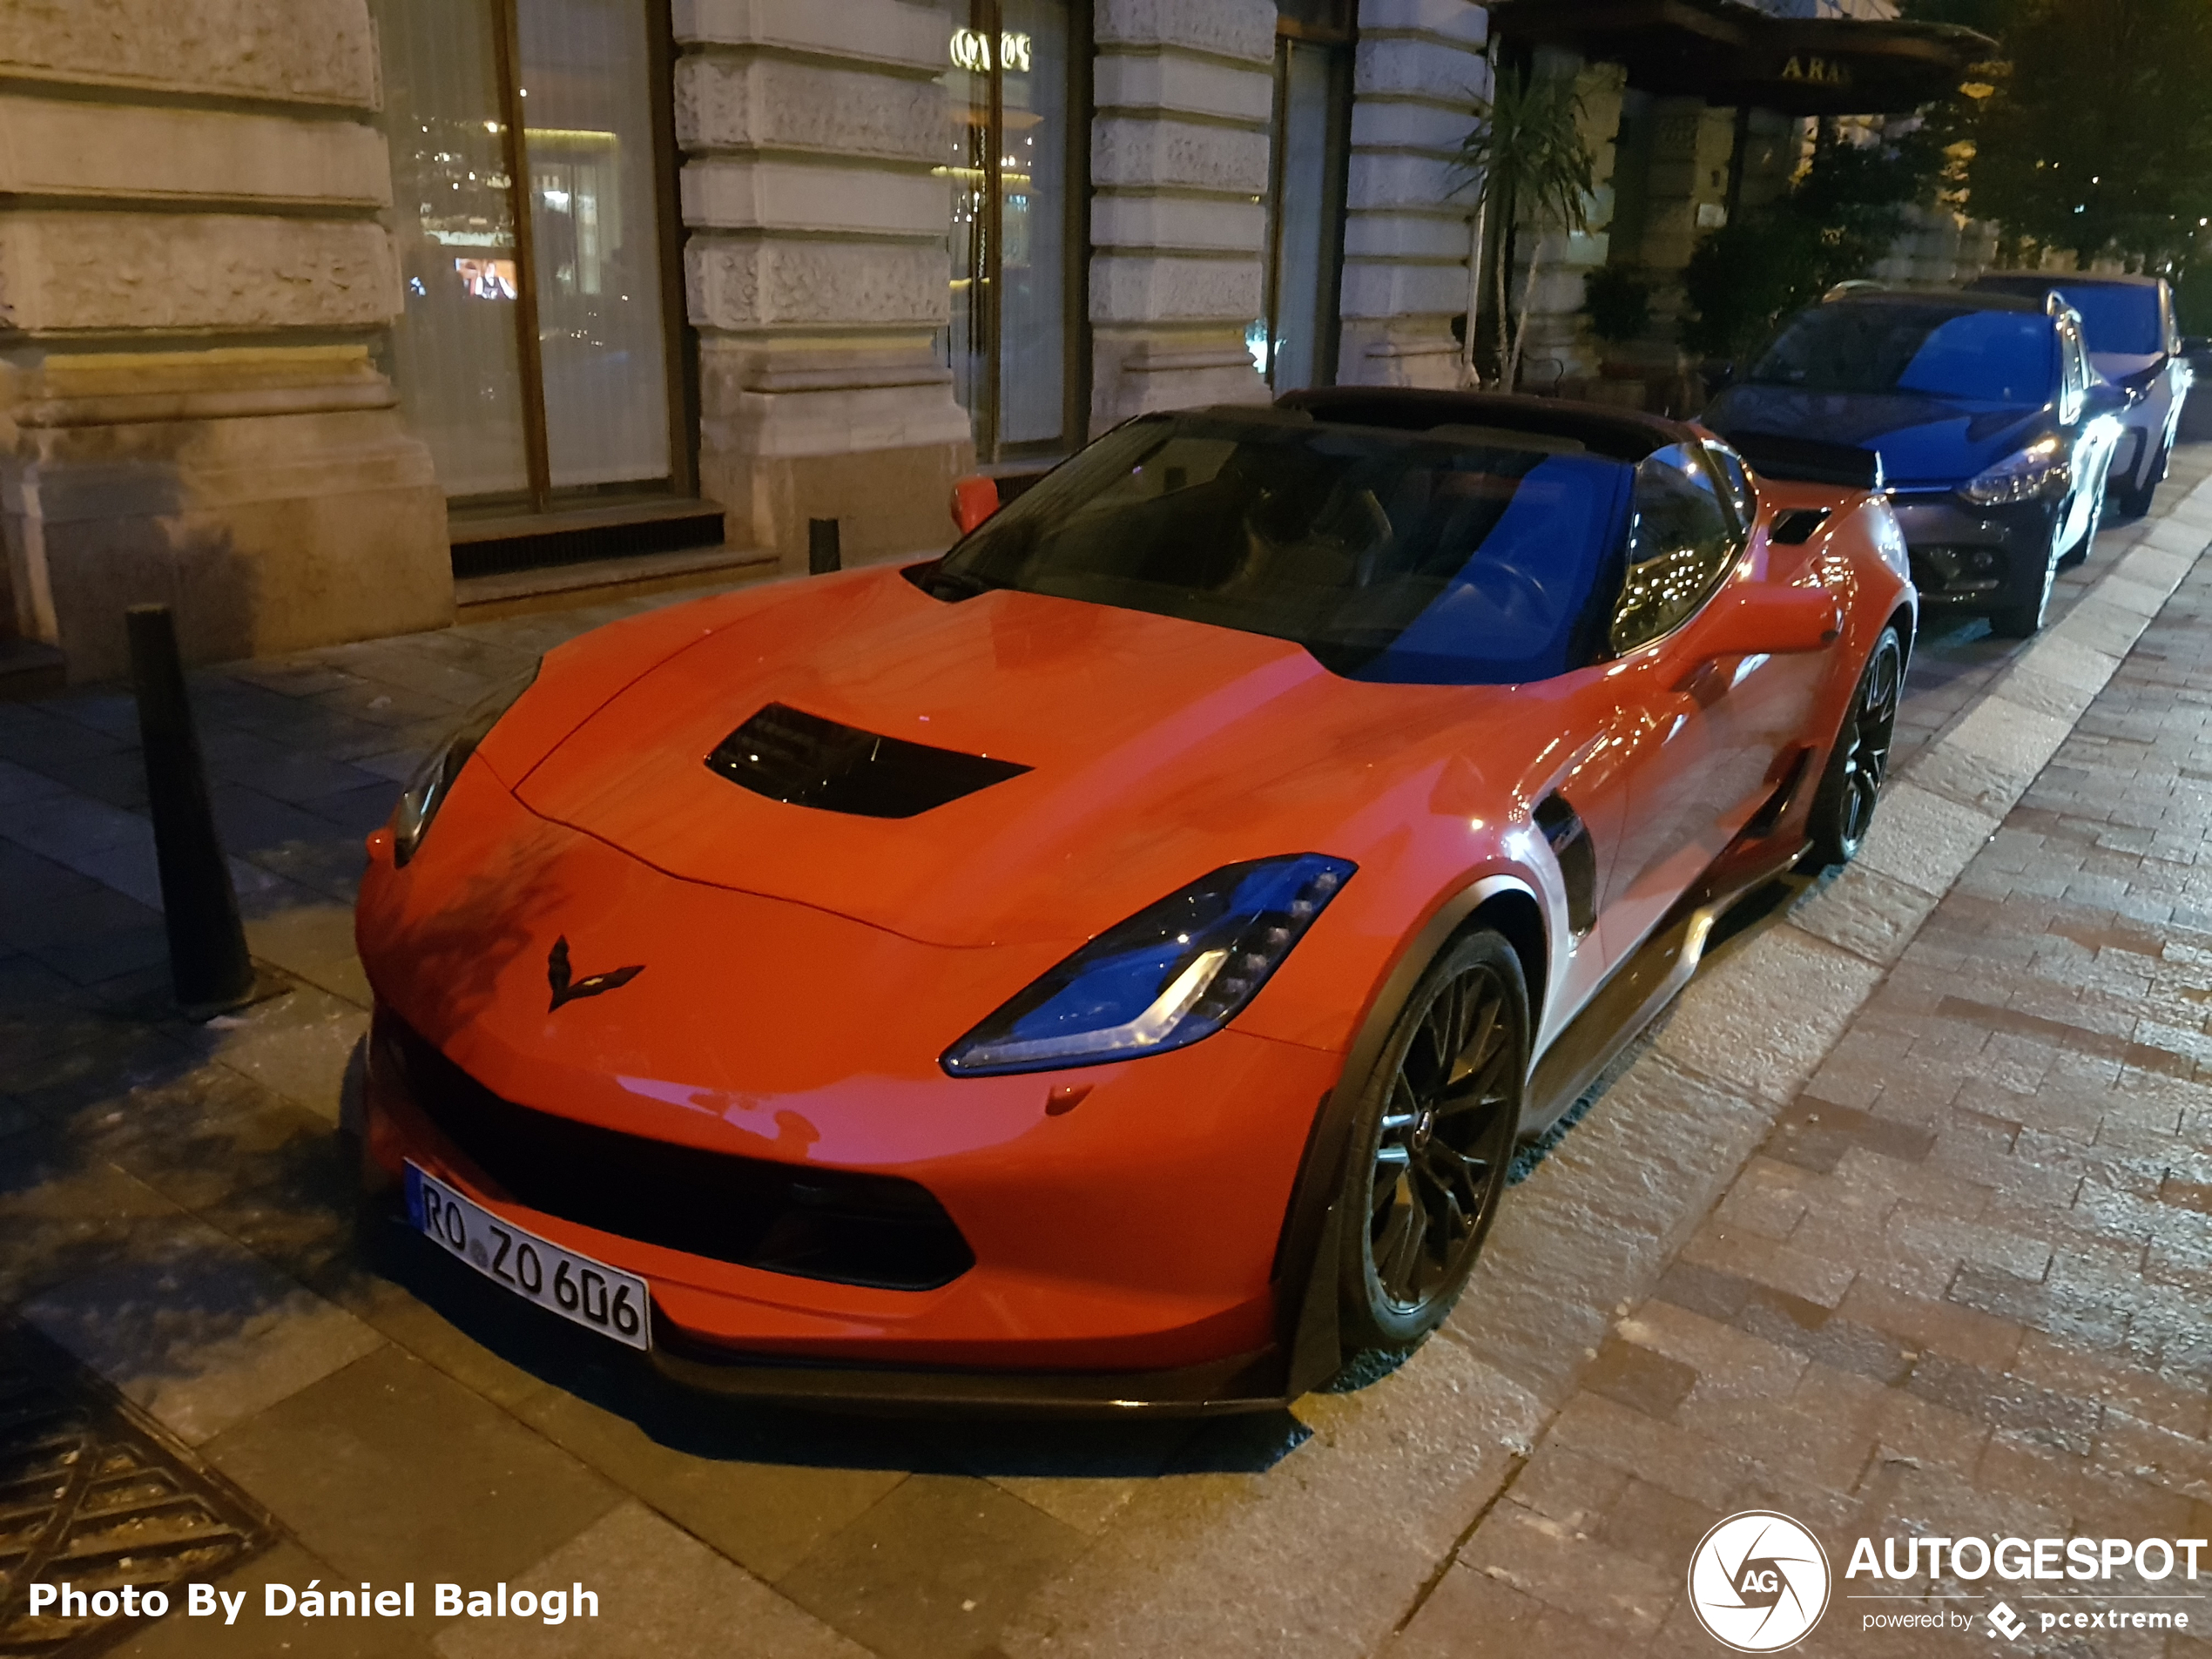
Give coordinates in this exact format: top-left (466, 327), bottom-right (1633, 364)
top-left (1594, 445), bottom-right (1822, 964)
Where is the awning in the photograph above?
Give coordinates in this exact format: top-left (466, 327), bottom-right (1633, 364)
top-left (1486, 0), bottom-right (1994, 117)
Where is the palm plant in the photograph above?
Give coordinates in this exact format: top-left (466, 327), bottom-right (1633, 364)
top-left (1456, 65), bottom-right (1596, 389)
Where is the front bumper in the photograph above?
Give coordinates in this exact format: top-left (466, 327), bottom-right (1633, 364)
top-left (359, 1001), bottom-right (1339, 1413)
top-left (1886, 493), bottom-right (2060, 613)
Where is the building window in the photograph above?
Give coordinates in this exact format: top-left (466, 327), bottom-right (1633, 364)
top-left (1258, 1), bottom-right (1354, 391)
top-left (377, 0), bottom-right (688, 508)
top-left (942, 2), bottom-right (1089, 462)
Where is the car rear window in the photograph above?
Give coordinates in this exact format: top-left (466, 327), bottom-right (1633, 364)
top-left (927, 412), bottom-right (1636, 685)
top-left (1751, 305), bottom-right (2057, 405)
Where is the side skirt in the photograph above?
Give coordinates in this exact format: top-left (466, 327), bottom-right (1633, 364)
top-left (1519, 839), bottom-right (1806, 1137)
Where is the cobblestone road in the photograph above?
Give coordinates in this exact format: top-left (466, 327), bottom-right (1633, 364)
top-left (2, 451), bottom-right (2209, 1657)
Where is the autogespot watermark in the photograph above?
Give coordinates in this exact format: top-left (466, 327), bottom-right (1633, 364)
top-left (1687, 1513), bottom-right (2209, 1647)
top-left (1689, 1511), bottom-right (1833, 1651)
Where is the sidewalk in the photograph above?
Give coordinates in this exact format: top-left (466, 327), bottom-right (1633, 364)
top-left (1397, 485), bottom-right (2212, 1659)
top-left (1, 454), bottom-right (2209, 1657)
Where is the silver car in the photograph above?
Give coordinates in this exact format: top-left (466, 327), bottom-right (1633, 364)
top-left (1969, 273), bottom-right (2193, 516)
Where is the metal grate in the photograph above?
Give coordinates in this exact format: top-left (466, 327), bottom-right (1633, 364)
top-left (0, 1323), bottom-right (274, 1656)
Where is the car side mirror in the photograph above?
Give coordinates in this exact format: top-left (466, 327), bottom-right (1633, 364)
top-left (951, 474), bottom-right (1001, 536)
top-left (1698, 583), bottom-right (1840, 660)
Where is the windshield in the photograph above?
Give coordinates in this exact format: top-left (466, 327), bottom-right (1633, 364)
top-left (2049, 285), bottom-right (2163, 356)
top-left (929, 413), bottom-right (1635, 685)
top-left (1751, 305), bottom-right (2057, 404)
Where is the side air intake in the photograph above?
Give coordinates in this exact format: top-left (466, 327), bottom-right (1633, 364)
top-left (705, 703), bottom-right (1031, 819)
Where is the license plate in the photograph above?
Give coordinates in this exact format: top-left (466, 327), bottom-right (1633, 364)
top-left (406, 1163), bottom-right (651, 1352)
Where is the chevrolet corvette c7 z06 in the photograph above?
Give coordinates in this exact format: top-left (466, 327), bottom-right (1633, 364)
top-left (353, 388), bottom-right (1914, 1413)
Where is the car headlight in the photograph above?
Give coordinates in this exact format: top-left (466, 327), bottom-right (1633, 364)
top-left (391, 664), bottom-right (539, 867)
top-left (941, 853), bottom-right (1356, 1076)
top-left (1959, 436), bottom-right (2070, 506)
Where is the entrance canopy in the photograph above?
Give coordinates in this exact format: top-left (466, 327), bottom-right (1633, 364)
top-left (1487, 0), bottom-right (1993, 117)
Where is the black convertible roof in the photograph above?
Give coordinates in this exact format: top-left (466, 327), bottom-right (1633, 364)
top-left (1274, 387), bottom-right (1693, 462)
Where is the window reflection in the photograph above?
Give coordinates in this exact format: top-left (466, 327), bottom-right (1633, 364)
top-left (940, 3), bottom-right (1075, 460)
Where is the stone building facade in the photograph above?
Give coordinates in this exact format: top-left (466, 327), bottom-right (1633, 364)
top-left (0, 0), bottom-right (451, 685)
top-left (0, 0), bottom-right (1979, 685)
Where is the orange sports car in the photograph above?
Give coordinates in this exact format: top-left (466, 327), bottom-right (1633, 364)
top-left (352, 389), bottom-right (1913, 1412)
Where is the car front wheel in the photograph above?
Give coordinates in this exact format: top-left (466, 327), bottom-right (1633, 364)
top-left (1806, 625), bottom-right (1902, 867)
top-left (1337, 929), bottom-right (1525, 1357)
top-left (1988, 511), bottom-right (2067, 638)
top-left (2115, 434), bottom-right (2168, 518)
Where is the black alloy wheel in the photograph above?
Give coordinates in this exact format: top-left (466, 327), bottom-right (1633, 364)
top-left (1338, 930), bottom-right (1526, 1354)
top-left (1807, 624), bottom-right (1903, 867)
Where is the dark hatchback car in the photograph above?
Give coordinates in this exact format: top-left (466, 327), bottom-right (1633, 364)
top-left (1967, 273), bottom-right (2194, 516)
top-left (1706, 289), bottom-right (2124, 637)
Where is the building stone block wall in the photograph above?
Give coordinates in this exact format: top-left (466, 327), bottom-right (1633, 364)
top-left (0, 0), bottom-right (449, 683)
top-left (1089, 0), bottom-right (1274, 426)
top-left (1337, 0), bottom-right (1488, 389)
top-left (675, 0), bottom-right (971, 569)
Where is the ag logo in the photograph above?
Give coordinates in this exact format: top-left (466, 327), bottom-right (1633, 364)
top-left (1687, 1511), bottom-right (1831, 1651)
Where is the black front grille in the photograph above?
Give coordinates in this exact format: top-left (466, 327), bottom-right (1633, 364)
top-left (705, 703), bottom-right (1030, 819)
top-left (1908, 545), bottom-right (2004, 597)
top-left (382, 1018), bottom-right (974, 1291)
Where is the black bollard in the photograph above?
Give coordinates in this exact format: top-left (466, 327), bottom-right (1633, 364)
top-left (126, 604), bottom-right (256, 1015)
top-left (807, 516), bottom-right (842, 575)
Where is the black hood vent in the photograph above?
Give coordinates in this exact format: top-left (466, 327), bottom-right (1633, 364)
top-left (705, 702), bottom-right (1030, 819)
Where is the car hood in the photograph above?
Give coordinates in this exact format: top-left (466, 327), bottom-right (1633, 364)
top-left (1707, 384), bottom-right (2051, 489)
top-left (508, 567), bottom-right (1506, 948)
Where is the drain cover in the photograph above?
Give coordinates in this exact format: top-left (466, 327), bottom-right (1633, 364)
top-left (0, 1322), bottom-right (273, 1656)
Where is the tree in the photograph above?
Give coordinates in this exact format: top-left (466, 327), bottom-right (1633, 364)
top-left (1681, 132), bottom-right (1936, 363)
top-left (1907, 0), bottom-right (2212, 269)
top-left (1455, 66), bottom-right (1595, 389)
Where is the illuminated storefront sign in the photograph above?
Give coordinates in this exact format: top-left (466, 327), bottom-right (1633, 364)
top-left (950, 28), bottom-right (1032, 73)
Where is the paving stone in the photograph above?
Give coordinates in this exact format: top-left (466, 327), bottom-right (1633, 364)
top-left (1457, 1501), bottom-right (1678, 1637)
top-left (203, 1345), bottom-right (622, 1589)
top-left (1854, 780), bottom-right (2002, 897)
top-left (1503, 1445), bottom-right (1630, 1534)
top-left (1834, 1280), bottom-right (2026, 1372)
top-left (508, 1383), bottom-right (912, 1585)
top-left (1790, 860), bottom-right (1943, 966)
top-left (1582, 1332), bottom-right (1698, 1419)
top-left (203, 984), bottom-right (371, 1123)
top-left (1388, 1561), bottom-right (1620, 1659)
top-left (434, 1501), bottom-right (867, 1659)
top-left (21, 1221), bottom-right (385, 1446)
top-left (242, 901), bottom-right (374, 1007)
top-left (1654, 926), bottom-right (1888, 1105)
top-left (779, 1474), bottom-right (1085, 1659)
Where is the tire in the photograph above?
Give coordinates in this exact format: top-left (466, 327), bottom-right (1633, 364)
top-left (1806, 625), bottom-right (1902, 868)
top-left (2115, 436), bottom-right (2168, 519)
top-left (1987, 516), bottom-right (2063, 638)
top-left (1337, 929), bottom-right (1527, 1356)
